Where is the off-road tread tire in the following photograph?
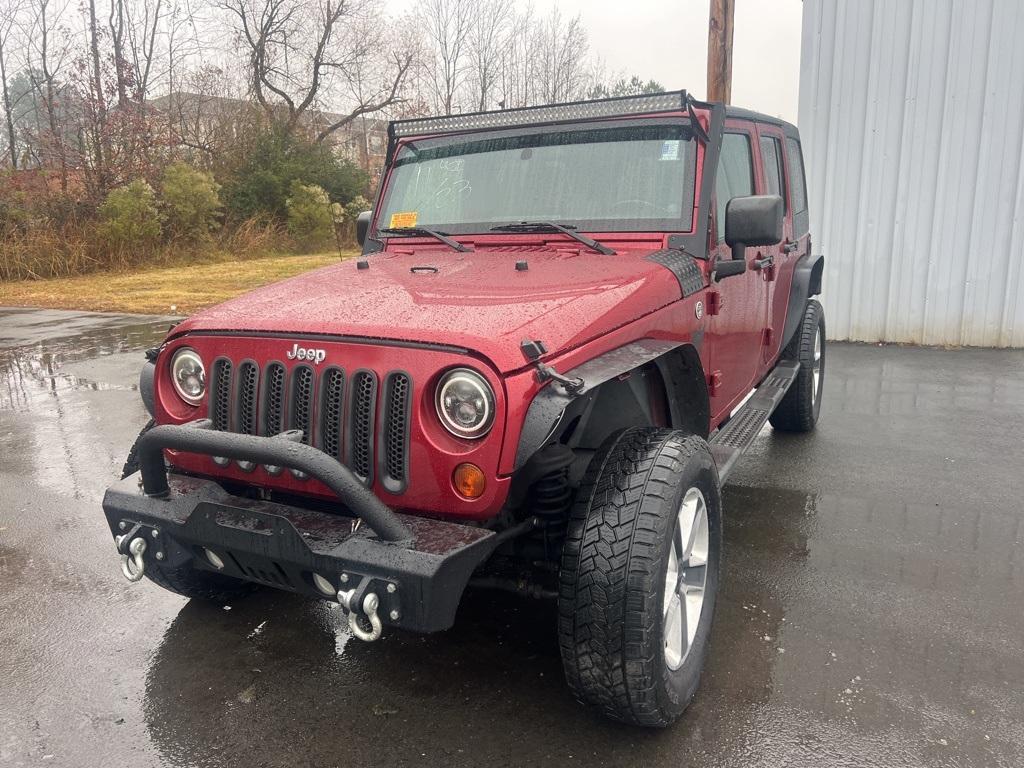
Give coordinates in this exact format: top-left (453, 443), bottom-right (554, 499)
top-left (121, 418), bottom-right (155, 479)
top-left (143, 561), bottom-right (256, 603)
top-left (121, 420), bottom-right (254, 602)
top-left (558, 427), bottom-right (721, 727)
top-left (770, 299), bottom-right (825, 432)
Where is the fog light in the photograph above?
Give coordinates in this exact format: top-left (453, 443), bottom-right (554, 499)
top-left (204, 548), bottom-right (225, 570)
top-left (312, 572), bottom-right (336, 596)
top-left (452, 463), bottom-right (486, 499)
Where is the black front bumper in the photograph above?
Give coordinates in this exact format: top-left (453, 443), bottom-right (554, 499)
top-left (102, 422), bottom-right (508, 634)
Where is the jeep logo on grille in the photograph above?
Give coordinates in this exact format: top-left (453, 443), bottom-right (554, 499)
top-left (286, 344), bottom-right (327, 364)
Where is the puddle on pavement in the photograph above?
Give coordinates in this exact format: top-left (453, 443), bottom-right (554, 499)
top-left (128, 480), bottom-right (1024, 767)
top-left (0, 309), bottom-right (174, 412)
top-left (0, 309), bottom-right (174, 500)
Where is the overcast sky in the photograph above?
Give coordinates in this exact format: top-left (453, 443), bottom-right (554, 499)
top-left (385, 0), bottom-right (804, 123)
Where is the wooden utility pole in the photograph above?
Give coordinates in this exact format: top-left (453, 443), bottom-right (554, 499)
top-left (707, 0), bottom-right (735, 103)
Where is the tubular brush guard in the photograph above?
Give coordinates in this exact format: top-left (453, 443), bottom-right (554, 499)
top-left (103, 420), bottom-right (515, 634)
top-left (136, 419), bottom-right (411, 542)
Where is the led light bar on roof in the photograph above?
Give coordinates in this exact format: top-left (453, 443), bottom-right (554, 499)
top-left (390, 90), bottom-right (690, 138)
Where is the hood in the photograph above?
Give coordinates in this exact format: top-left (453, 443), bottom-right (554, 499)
top-left (171, 247), bottom-right (680, 373)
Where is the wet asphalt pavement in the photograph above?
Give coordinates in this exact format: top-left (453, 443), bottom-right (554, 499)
top-left (1, 306), bottom-right (1023, 768)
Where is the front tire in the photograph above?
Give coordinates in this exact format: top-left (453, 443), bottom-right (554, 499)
top-left (143, 561), bottom-right (256, 602)
top-left (558, 428), bottom-right (723, 727)
top-left (770, 299), bottom-right (825, 432)
top-left (120, 420), bottom-right (255, 602)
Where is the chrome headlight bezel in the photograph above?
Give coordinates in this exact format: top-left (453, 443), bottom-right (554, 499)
top-left (435, 368), bottom-right (495, 438)
top-left (169, 347), bottom-right (206, 406)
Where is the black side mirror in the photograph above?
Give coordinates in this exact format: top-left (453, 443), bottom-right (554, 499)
top-left (716, 194), bottom-right (783, 281)
top-left (725, 194), bottom-right (784, 259)
top-left (356, 210), bottom-right (372, 247)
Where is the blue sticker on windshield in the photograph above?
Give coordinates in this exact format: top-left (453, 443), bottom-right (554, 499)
top-left (660, 140), bottom-right (680, 161)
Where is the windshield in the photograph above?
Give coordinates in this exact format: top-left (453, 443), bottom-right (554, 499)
top-left (376, 121), bottom-right (696, 235)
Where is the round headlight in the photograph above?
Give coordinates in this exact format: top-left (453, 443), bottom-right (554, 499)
top-left (170, 347), bottom-right (206, 405)
top-left (436, 368), bottom-right (495, 438)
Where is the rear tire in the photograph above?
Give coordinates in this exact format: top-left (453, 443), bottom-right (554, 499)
top-left (770, 299), bottom-right (825, 432)
top-left (558, 428), bottom-right (722, 727)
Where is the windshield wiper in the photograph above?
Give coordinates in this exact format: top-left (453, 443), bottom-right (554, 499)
top-left (377, 226), bottom-right (472, 252)
top-left (489, 222), bottom-right (616, 255)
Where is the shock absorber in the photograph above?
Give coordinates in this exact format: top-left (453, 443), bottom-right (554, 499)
top-left (526, 444), bottom-right (575, 560)
top-left (532, 463), bottom-right (572, 524)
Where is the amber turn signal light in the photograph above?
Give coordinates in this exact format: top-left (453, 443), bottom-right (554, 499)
top-left (452, 463), bottom-right (486, 499)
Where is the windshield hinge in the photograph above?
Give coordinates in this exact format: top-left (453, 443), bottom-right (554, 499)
top-left (686, 94), bottom-right (710, 145)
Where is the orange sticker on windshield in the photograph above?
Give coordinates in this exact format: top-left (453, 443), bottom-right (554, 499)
top-left (389, 211), bottom-right (418, 228)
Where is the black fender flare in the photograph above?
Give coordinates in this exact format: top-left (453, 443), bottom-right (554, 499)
top-left (512, 339), bottom-right (708, 471)
top-left (781, 252), bottom-right (824, 351)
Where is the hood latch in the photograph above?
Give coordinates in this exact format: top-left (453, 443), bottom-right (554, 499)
top-left (520, 338), bottom-right (584, 395)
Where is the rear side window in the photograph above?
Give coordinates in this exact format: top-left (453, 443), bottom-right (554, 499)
top-left (759, 136), bottom-right (785, 205)
top-left (785, 137), bottom-right (809, 237)
top-left (715, 132), bottom-right (754, 242)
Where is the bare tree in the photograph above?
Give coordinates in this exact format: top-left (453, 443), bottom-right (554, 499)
top-left (220, 0), bottom-right (411, 141)
top-left (498, 3), bottom-right (538, 109)
top-left (86, 0), bottom-right (109, 184)
top-left (0, 0), bottom-right (22, 167)
top-left (125, 0), bottom-right (165, 100)
top-left (417, 0), bottom-right (472, 115)
top-left (24, 0), bottom-right (71, 190)
top-left (532, 7), bottom-right (589, 104)
top-left (465, 0), bottom-right (511, 112)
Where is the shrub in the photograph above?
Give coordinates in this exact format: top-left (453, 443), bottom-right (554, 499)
top-left (285, 182), bottom-right (333, 250)
top-left (97, 180), bottom-right (162, 253)
top-left (219, 128), bottom-right (368, 222)
top-left (161, 163), bottom-right (222, 242)
top-left (343, 194), bottom-right (371, 223)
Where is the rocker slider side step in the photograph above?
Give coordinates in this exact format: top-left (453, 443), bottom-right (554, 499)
top-left (709, 360), bottom-right (800, 482)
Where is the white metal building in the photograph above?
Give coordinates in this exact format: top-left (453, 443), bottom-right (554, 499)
top-left (798, 0), bottom-right (1024, 347)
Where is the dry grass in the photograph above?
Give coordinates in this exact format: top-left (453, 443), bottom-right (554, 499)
top-left (0, 251), bottom-right (353, 315)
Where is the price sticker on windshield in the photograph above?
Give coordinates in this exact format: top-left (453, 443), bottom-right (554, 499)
top-left (389, 211), bottom-right (418, 228)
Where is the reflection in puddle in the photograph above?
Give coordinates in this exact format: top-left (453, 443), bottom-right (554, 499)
top-left (0, 311), bottom-right (172, 412)
top-left (0, 309), bottom-right (173, 499)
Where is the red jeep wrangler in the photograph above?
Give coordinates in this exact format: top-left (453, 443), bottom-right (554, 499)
top-left (105, 91), bottom-right (824, 727)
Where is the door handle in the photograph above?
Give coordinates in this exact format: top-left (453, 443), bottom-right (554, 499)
top-left (754, 255), bottom-right (774, 270)
top-left (782, 241), bottom-right (799, 254)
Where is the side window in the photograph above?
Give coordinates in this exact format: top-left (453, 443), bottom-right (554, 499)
top-left (785, 136), bottom-right (809, 237)
top-left (715, 132), bottom-right (754, 243)
top-left (759, 135), bottom-right (785, 205)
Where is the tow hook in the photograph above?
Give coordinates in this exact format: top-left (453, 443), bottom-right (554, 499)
top-left (338, 587), bottom-right (383, 642)
top-left (115, 529), bottom-right (147, 582)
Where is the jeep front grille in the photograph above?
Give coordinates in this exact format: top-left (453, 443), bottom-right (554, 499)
top-left (289, 365), bottom-right (315, 445)
top-left (211, 359), bottom-right (233, 432)
top-left (206, 359), bottom-right (411, 491)
top-left (348, 370), bottom-right (378, 483)
top-left (318, 368), bottom-right (345, 461)
top-left (381, 372), bottom-right (411, 493)
top-left (261, 362), bottom-right (286, 435)
top-left (236, 361), bottom-right (259, 435)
